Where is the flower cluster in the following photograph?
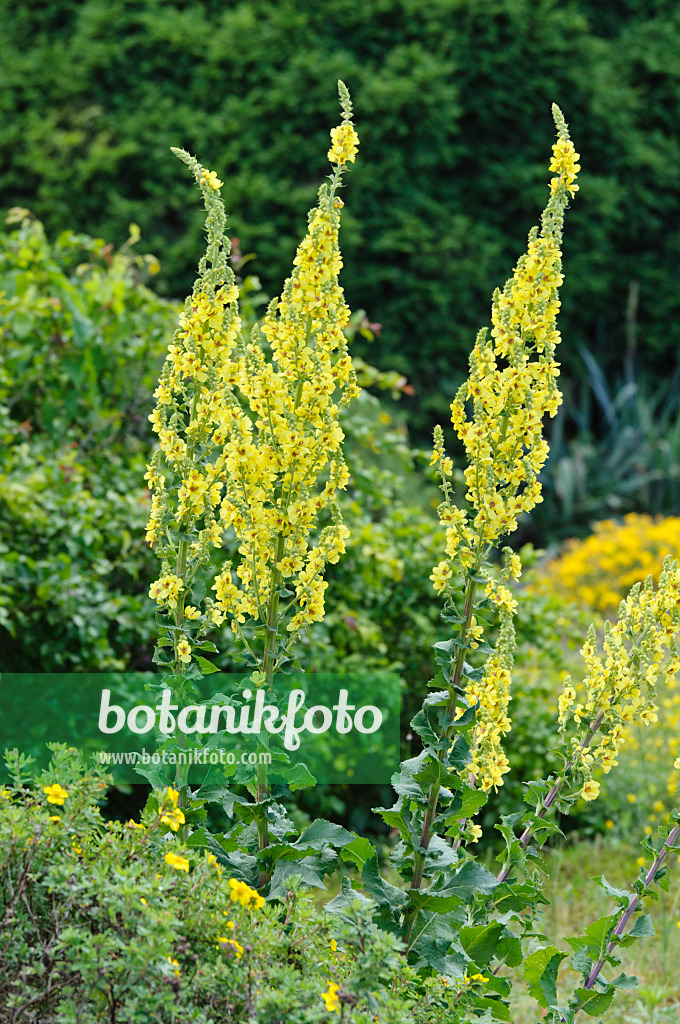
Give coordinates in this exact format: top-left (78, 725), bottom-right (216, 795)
top-left (429, 106), bottom-right (579, 794)
top-left (558, 558), bottom-right (680, 798)
top-left (210, 81), bottom-right (359, 650)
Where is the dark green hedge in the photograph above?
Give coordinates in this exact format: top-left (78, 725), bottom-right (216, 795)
top-left (2, 0), bottom-right (680, 430)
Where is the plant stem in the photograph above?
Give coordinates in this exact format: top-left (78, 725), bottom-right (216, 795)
top-left (583, 825), bottom-right (680, 992)
top-left (496, 708), bottom-right (605, 884)
top-left (256, 533), bottom-right (286, 884)
top-left (404, 576), bottom-right (478, 945)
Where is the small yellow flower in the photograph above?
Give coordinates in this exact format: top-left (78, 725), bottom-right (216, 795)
top-left (0, 787), bottom-right (11, 800)
top-left (327, 123), bottom-right (359, 165)
top-left (216, 936), bottom-right (244, 958)
top-left (164, 851), bottom-right (190, 873)
top-left (321, 981), bottom-right (341, 1012)
top-left (176, 640), bottom-right (192, 664)
top-left (627, 793), bottom-right (637, 804)
top-left (429, 560), bottom-right (453, 593)
top-left (126, 819), bottom-right (146, 830)
top-left (605, 819), bottom-right (614, 829)
top-left (580, 779), bottom-right (600, 802)
top-left (167, 956), bottom-right (181, 977)
top-left (201, 169), bottom-right (223, 190)
top-left (329, 938), bottom-right (338, 953)
top-left (48, 815), bottom-right (63, 825)
top-left (140, 897), bottom-right (148, 907)
top-left (43, 784), bottom-right (69, 806)
top-left (674, 757), bottom-right (680, 770)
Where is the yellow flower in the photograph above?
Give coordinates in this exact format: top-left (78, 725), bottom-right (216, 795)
top-left (580, 779), bottom-right (600, 802)
top-left (164, 851), bottom-right (190, 873)
top-left (126, 819), bottom-right (146, 830)
top-left (327, 123), bottom-right (359, 165)
top-left (216, 936), bottom-right (244, 958)
top-left (201, 169), bottom-right (223, 190)
top-left (429, 561), bottom-right (452, 593)
top-left (43, 784), bottom-right (68, 806)
top-left (48, 815), bottom-right (63, 825)
top-left (627, 793), bottom-right (637, 804)
top-left (160, 806), bottom-right (186, 832)
top-left (674, 757), bottom-right (680, 770)
top-left (321, 981), bottom-right (341, 1012)
top-left (228, 877), bottom-right (265, 908)
top-left (167, 956), bottom-right (181, 977)
top-left (176, 639), bottom-right (191, 664)
top-left (0, 787), bottom-right (11, 800)
top-left (329, 938), bottom-right (338, 953)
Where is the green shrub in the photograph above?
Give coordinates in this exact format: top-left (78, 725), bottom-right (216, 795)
top-left (0, 745), bottom-right (467, 1023)
top-left (3, 1), bottom-right (680, 431)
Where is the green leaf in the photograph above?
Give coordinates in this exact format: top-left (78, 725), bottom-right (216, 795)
top-left (295, 819), bottom-right (355, 850)
top-left (628, 914), bottom-right (654, 937)
top-left (572, 987), bottom-right (614, 1017)
top-left (270, 760), bottom-right (316, 791)
top-left (610, 972), bottom-right (639, 989)
top-left (339, 836), bottom-right (376, 871)
top-left (524, 945), bottom-right (566, 1008)
top-left (196, 656), bottom-right (220, 674)
top-left (459, 923), bottom-right (504, 967)
top-left (267, 856), bottom-right (327, 899)
top-left (361, 858), bottom-right (406, 919)
top-left (324, 876), bottom-right (375, 918)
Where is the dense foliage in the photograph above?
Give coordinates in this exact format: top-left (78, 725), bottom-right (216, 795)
top-left (0, 747), bottom-right (443, 1023)
top-left (2, 0), bottom-right (680, 432)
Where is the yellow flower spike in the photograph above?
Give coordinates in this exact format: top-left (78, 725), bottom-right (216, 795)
top-left (430, 105), bottom-right (578, 794)
top-left (43, 784), bottom-right (69, 806)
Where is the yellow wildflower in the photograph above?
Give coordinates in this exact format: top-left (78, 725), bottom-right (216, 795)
top-left (216, 936), bottom-right (244, 958)
top-left (176, 639), bottom-right (191, 664)
top-left (580, 779), bottom-right (600, 802)
top-left (321, 981), bottom-right (341, 1012)
top-left (43, 784), bottom-right (68, 806)
top-left (164, 851), bottom-right (190, 873)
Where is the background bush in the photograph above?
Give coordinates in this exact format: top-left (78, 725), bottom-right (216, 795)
top-left (3, 0), bottom-right (680, 434)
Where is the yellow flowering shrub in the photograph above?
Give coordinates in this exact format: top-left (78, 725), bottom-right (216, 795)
top-left (536, 513), bottom-right (680, 615)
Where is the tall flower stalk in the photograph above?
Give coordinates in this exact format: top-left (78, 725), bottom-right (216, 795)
top-left (404, 106), bottom-right (580, 910)
top-left (145, 82), bottom-right (360, 854)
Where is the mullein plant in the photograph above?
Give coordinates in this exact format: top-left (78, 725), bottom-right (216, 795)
top-left (348, 108), bottom-right (680, 1024)
top-left (144, 84), bottom-right (362, 866)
